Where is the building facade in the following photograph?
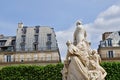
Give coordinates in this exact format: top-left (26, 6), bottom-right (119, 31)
top-left (0, 35), bottom-right (16, 63)
top-left (0, 23), bottom-right (61, 65)
top-left (98, 31), bottom-right (120, 61)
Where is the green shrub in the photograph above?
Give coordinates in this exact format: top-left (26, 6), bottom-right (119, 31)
top-left (0, 62), bottom-right (120, 80)
top-left (0, 63), bottom-right (63, 80)
top-left (101, 62), bottom-right (120, 80)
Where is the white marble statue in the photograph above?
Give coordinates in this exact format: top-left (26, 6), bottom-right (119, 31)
top-left (73, 21), bottom-right (87, 46)
top-left (62, 21), bottom-right (107, 80)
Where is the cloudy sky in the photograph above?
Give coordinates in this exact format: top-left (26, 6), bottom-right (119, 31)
top-left (0, 0), bottom-right (120, 60)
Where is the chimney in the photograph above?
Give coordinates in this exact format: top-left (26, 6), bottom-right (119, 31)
top-left (18, 22), bottom-right (23, 28)
top-left (0, 34), bottom-right (4, 39)
top-left (102, 32), bottom-right (112, 40)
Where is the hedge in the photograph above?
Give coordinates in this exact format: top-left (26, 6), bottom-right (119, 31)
top-left (0, 62), bottom-right (120, 80)
top-left (0, 63), bottom-right (63, 80)
top-left (101, 62), bottom-right (120, 80)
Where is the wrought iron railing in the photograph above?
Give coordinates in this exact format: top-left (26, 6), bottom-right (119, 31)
top-left (0, 47), bottom-right (59, 52)
top-left (0, 57), bottom-right (60, 64)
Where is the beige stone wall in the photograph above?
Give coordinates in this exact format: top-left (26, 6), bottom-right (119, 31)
top-left (0, 51), bottom-right (60, 63)
top-left (98, 47), bottom-right (120, 59)
top-left (0, 54), bottom-right (4, 62)
top-left (15, 52), bottom-right (60, 62)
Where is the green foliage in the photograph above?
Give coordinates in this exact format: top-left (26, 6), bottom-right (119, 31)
top-left (101, 62), bottom-right (120, 80)
top-left (0, 63), bottom-right (63, 80)
top-left (0, 62), bottom-right (120, 80)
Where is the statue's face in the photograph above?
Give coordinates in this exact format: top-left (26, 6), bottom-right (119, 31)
top-left (76, 22), bottom-right (81, 26)
top-left (76, 21), bottom-right (82, 26)
top-left (76, 24), bottom-right (82, 30)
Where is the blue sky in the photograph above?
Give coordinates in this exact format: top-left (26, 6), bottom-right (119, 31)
top-left (0, 0), bottom-right (120, 60)
top-left (0, 0), bottom-right (117, 32)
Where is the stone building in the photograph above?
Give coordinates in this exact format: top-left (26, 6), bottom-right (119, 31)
top-left (0, 35), bottom-right (16, 63)
top-left (98, 31), bottom-right (120, 61)
top-left (0, 23), bottom-right (61, 65)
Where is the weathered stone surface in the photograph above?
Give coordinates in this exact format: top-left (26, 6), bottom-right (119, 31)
top-left (61, 21), bottom-right (107, 80)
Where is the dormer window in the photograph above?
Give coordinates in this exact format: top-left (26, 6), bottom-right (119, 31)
top-left (20, 43), bottom-right (25, 51)
top-left (47, 34), bottom-right (51, 41)
top-left (118, 40), bottom-right (120, 46)
top-left (22, 27), bottom-right (27, 34)
top-left (118, 31), bottom-right (120, 36)
top-left (21, 35), bottom-right (26, 42)
top-left (107, 38), bottom-right (112, 47)
top-left (35, 26), bottom-right (39, 33)
top-left (34, 35), bottom-right (38, 42)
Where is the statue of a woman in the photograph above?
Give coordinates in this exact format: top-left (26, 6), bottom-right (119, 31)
top-left (63, 40), bottom-right (89, 80)
top-left (62, 20), bottom-right (107, 80)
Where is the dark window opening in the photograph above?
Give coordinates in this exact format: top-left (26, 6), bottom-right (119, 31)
top-left (6, 55), bottom-right (11, 62)
top-left (118, 40), bottom-right (120, 46)
top-left (47, 34), bottom-right (51, 41)
top-left (34, 35), bottom-right (38, 42)
top-left (21, 35), bottom-right (26, 42)
top-left (33, 44), bottom-right (38, 51)
top-left (0, 40), bottom-right (6, 46)
top-left (46, 41), bottom-right (52, 50)
top-left (22, 27), bottom-right (27, 34)
top-left (108, 38), bottom-right (112, 47)
top-left (35, 26), bottom-right (39, 33)
top-left (21, 45), bottom-right (25, 51)
top-left (11, 40), bottom-right (15, 45)
top-left (108, 51), bottom-right (113, 58)
top-left (118, 31), bottom-right (120, 36)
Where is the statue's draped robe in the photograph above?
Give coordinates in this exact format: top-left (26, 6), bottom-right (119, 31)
top-left (67, 56), bottom-right (89, 80)
top-left (62, 21), bottom-right (107, 80)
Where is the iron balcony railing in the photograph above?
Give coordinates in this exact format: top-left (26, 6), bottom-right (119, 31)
top-left (0, 47), bottom-right (59, 52)
top-left (0, 57), bottom-right (60, 64)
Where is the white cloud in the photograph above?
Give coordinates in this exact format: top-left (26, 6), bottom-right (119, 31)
top-left (57, 4), bottom-right (120, 60)
top-left (56, 25), bottom-right (75, 61)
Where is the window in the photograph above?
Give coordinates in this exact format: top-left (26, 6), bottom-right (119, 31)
top-left (5, 55), bottom-right (13, 62)
top-left (118, 40), bottom-right (120, 46)
top-left (35, 28), bottom-right (39, 33)
top-left (46, 41), bottom-right (52, 50)
top-left (108, 51), bottom-right (113, 58)
top-left (118, 31), bottom-right (120, 36)
top-left (33, 44), bottom-right (38, 51)
top-left (22, 27), bottom-right (27, 34)
top-left (46, 34), bottom-right (52, 50)
top-left (34, 26), bottom-right (39, 33)
top-left (21, 45), bottom-right (25, 51)
top-left (47, 34), bottom-right (51, 41)
top-left (0, 42), bottom-right (2, 46)
top-left (11, 40), bottom-right (15, 45)
top-left (21, 35), bottom-right (26, 42)
top-left (100, 41), bottom-right (106, 47)
top-left (47, 43), bottom-right (51, 50)
top-left (0, 41), bottom-right (6, 46)
top-left (34, 35), bottom-right (38, 42)
top-left (108, 38), bottom-right (112, 46)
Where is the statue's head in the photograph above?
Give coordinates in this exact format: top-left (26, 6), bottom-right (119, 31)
top-left (92, 50), bottom-right (97, 55)
top-left (66, 40), bottom-right (72, 46)
top-left (76, 21), bottom-right (82, 26)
